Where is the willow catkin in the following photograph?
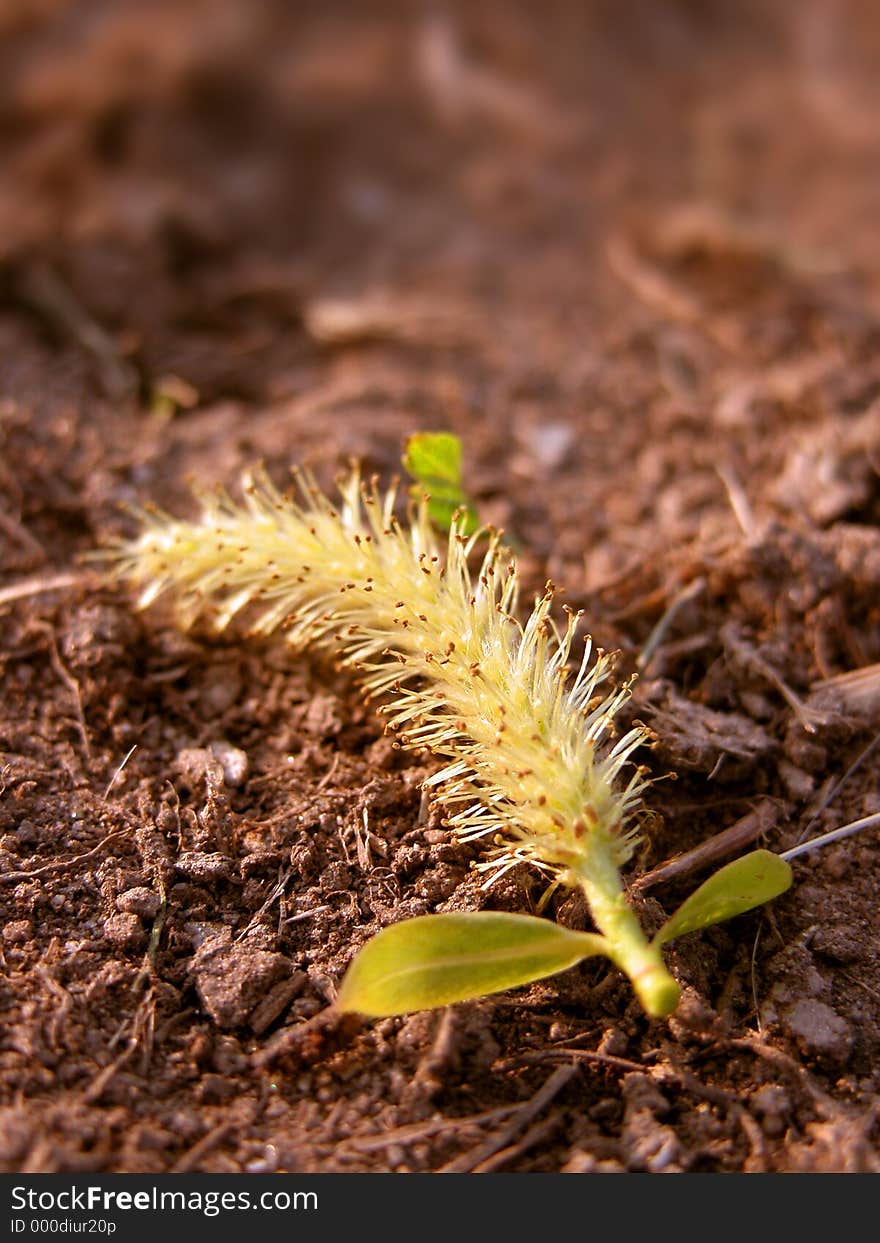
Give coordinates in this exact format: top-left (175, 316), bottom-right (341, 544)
top-left (109, 466), bottom-right (651, 892)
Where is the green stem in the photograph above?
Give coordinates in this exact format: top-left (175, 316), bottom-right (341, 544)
top-left (573, 843), bottom-right (680, 1018)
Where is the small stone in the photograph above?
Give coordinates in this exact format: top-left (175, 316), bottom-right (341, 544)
top-left (244, 1147), bottom-right (279, 1174)
top-left (597, 1026), bottom-right (629, 1058)
top-left (103, 912), bottom-right (148, 952)
top-left (209, 740), bottom-right (249, 787)
top-left (521, 421), bottom-right (576, 471)
top-left (811, 924), bottom-right (864, 965)
top-left (777, 759), bottom-right (816, 801)
top-left (782, 999), bottom-right (852, 1065)
top-left (3, 919), bottom-right (32, 945)
top-left (192, 936), bottom-right (291, 1029)
top-left (175, 851), bottom-right (232, 882)
top-left (15, 820), bottom-right (38, 845)
top-left (117, 887), bottom-right (161, 919)
top-left (185, 924), bottom-right (229, 949)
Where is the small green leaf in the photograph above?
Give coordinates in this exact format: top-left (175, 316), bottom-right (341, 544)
top-left (404, 431), bottom-right (464, 487)
top-left (336, 912), bottom-right (609, 1017)
top-left (653, 849), bottom-right (792, 948)
top-left (403, 431), bottom-right (477, 534)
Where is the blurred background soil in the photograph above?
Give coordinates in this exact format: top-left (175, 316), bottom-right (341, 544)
top-left (1, 0), bottom-right (879, 1172)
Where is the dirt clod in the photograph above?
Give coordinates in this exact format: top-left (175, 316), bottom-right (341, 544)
top-left (102, 912), bottom-right (148, 953)
top-left (191, 934), bottom-right (292, 1030)
top-left (782, 1001), bottom-right (853, 1066)
top-left (116, 887), bottom-right (161, 919)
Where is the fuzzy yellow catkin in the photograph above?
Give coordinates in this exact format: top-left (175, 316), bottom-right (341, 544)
top-left (110, 466), bottom-right (679, 1016)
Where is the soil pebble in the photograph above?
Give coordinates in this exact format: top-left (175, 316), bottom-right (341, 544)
top-left (175, 852), bottom-right (234, 882)
top-left (781, 1000), bottom-right (853, 1065)
top-left (103, 912), bottom-right (148, 953)
top-left (116, 887), bottom-right (161, 919)
top-left (208, 740), bottom-right (249, 787)
top-left (2, 919), bottom-right (33, 945)
top-left (192, 934), bottom-right (292, 1029)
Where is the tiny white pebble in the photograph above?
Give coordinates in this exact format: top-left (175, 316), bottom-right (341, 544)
top-left (209, 740), bottom-right (249, 787)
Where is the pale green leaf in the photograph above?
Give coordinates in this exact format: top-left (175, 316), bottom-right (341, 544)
top-left (404, 431), bottom-right (463, 487)
top-left (403, 431), bottom-right (477, 535)
top-left (653, 849), bottom-right (793, 948)
top-left (336, 912), bottom-right (608, 1017)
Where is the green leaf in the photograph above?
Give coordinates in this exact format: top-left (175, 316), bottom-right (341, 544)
top-left (403, 431), bottom-right (477, 535)
top-left (404, 430), bottom-right (464, 487)
top-left (653, 849), bottom-right (793, 948)
top-left (336, 912), bottom-right (609, 1017)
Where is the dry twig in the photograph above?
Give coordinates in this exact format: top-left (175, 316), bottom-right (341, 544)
top-left (439, 1064), bottom-right (578, 1173)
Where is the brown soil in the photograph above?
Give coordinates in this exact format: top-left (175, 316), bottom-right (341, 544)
top-left (1, 0), bottom-right (879, 1174)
